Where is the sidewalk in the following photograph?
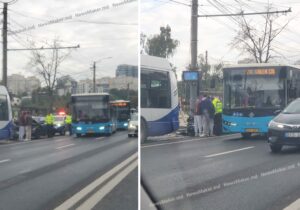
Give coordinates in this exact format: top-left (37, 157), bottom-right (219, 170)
top-left (0, 140), bottom-right (17, 145)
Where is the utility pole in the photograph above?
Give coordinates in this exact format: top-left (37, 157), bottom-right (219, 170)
top-left (93, 62), bottom-right (96, 93)
top-left (2, 3), bottom-right (8, 87)
top-left (127, 83), bottom-right (130, 100)
top-left (91, 57), bottom-right (112, 93)
top-left (191, 0), bottom-right (198, 70)
top-left (189, 0), bottom-right (198, 115)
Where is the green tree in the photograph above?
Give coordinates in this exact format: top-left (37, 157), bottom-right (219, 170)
top-left (145, 25), bottom-right (179, 58)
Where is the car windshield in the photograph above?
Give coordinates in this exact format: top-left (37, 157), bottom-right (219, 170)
top-left (131, 114), bottom-right (138, 121)
top-left (54, 116), bottom-right (64, 122)
top-left (282, 99), bottom-right (300, 114)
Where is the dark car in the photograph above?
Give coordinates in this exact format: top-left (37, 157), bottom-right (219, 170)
top-left (13, 119), bottom-right (56, 139)
top-left (268, 98), bottom-right (300, 153)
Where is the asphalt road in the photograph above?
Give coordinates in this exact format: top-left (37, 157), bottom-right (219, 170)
top-left (141, 134), bottom-right (300, 210)
top-left (0, 131), bottom-right (138, 210)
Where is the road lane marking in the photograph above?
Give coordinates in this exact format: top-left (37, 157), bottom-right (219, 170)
top-left (205, 146), bottom-right (255, 158)
top-left (54, 139), bottom-right (68, 142)
top-left (142, 134), bottom-right (240, 149)
top-left (56, 144), bottom-right (75, 150)
top-left (0, 159), bottom-right (10, 164)
top-left (76, 160), bottom-right (138, 210)
top-left (19, 168), bottom-right (32, 174)
top-left (96, 137), bottom-right (105, 140)
top-left (54, 152), bottom-right (138, 210)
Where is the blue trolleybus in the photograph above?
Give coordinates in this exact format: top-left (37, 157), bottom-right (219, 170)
top-left (71, 93), bottom-right (117, 137)
top-left (110, 100), bottom-right (131, 130)
top-left (141, 55), bottom-right (179, 143)
top-left (223, 64), bottom-right (300, 138)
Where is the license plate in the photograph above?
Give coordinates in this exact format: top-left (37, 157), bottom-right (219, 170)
top-left (87, 129), bottom-right (94, 133)
top-left (285, 132), bottom-right (300, 138)
top-left (245, 128), bottom-right (259, 133)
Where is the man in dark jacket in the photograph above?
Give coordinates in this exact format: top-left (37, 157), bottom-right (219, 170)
top-left (200, 95), bottom-right (215, 137)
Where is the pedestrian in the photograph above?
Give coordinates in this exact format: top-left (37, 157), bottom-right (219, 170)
top-left (200, 95), bottom-right (215, 137)
top-left (194, 96), bottom-right (203, 137)
top-left (45, 112), bottom-right (54, 137)
top-left (212, 96), bottom-right (223, 136)
top-left (208, 96), bottom-right (215, 136)
top-left (25, 111), bottom-right (33, 141)
top-left (65, 114), bottom-right (72, 135)
top-left (18, 111), bottom-right (26, 141)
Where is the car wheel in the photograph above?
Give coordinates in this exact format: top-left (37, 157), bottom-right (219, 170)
top-left (270, 144), bottom-right (282, 153)
top-left (141, 118), bottom-right (148, 144)
top-left (241, 133), bottom-right (251, 139)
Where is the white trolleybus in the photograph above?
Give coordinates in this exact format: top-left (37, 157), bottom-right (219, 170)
top-left (141, 55), bottom-right (179, 143)
top-left (0, 86), bottom-right (13, 140)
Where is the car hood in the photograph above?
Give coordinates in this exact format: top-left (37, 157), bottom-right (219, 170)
top-left (129, 120), bottom-right (138, 126)
top-left (274, 113), bottom-right (300, 125)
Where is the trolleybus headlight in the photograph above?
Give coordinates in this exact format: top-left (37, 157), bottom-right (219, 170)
top-left (223, 120), bottom-right (237, 126)
top-left (124, 123), bottom-right (128, 126)
top-left (76, 127), bottom-right (82, 131)
top-left (99, 126), bottom-right (105, 130)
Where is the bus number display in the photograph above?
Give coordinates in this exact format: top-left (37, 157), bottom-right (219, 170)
top-left (246, 68), bottom-right (276, 76)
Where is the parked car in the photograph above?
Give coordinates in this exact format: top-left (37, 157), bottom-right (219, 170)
top-left (268, 98), bottom-right (300, 153)
top-left (53, 115), bottom-right (66, 135)
top-left (128, 113), bottom-right (138, 137)
top-left (13, 119), bottom-right (56, 139)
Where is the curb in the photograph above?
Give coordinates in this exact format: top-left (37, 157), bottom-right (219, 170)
top-left (283, 199), bottom-right (300, 210)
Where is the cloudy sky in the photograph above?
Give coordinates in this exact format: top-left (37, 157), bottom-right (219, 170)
top-left (141, 0), bottom-right (300, 77)
top-left (2, 0), bottom-right (137, 84)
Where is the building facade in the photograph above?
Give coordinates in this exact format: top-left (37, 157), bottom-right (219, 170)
top-left (116, 65), bottom-right (138, 78)
top-left (8, 74), bottom-right (41, 95)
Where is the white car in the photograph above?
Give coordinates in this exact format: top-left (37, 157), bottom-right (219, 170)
top-left (128, 113), bottom-right (138, 137)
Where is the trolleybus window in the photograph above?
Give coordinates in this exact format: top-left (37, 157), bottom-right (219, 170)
top-left (0, 95), bottom-right (8, 121)
top-left (72, 96), bottom-right (110, 122)
top-left (224, 70), bottom-right (284, 109)
top-left (141, 69), bottom-right (171, 109)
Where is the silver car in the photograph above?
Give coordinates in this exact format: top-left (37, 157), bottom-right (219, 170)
top-left (128, 113), bottom-right (138, 137)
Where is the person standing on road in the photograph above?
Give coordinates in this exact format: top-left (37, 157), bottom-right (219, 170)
top-left (45, 112), bottom-right (54, 137)
top-left (194, 96), bottom-right (203, 137)
top-left (25, 111), bottom-right (33, 141)
top-left (200, 95), bottom-right (215, 137)
top-left (212, 97), bottom-right (223, 136)
top-left (65, 114), bottom-right (72, 135)
top-left (18, 111), bottom-right (26, 141)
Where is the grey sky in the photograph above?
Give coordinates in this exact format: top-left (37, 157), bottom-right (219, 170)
top-left (141, 0), bottom-right (300, 76)
top-left (2, 0), bottom-right (137, 84)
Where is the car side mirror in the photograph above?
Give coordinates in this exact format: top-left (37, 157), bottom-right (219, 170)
top-left (274, 110), bottom-right (281, 115)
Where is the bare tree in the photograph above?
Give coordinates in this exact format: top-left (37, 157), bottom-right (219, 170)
top-left (232, 6), bottom-right (290, 63)
top-left (29, 38), bottom-right (72, 111)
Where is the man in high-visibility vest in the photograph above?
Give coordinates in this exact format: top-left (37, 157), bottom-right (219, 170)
top-left (212, 97), bottom-right (223, 136)
top-left (45, 113), bottom-right (54, 137)
top-left (65, 114), bottom-right (72, 135)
